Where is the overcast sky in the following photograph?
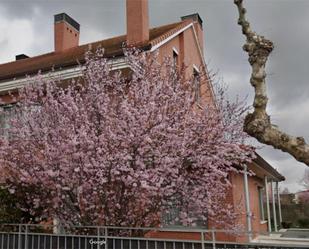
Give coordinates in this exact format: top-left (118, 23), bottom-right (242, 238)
top-left (0, 0), bottom-right (308, 193)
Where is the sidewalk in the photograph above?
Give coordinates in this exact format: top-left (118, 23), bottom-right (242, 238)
top-left (252, 229), bottom-right (309, 246)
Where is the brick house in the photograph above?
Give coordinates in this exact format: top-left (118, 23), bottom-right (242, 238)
top-left (295, 190), bottom-right (309, 204)
top-left (0, 0), bottom-right (285, 243)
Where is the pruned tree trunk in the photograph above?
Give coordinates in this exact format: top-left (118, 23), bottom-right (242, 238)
top-left (234, 0), bottom-right (309, 166)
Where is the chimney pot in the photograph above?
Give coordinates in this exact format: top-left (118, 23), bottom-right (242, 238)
top-left (15, 54), bottom-right (30, 61)
top-left (181, 13), bottom-right (203, 28)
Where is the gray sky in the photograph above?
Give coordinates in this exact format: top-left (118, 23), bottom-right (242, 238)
top-left (0, 0), bottom-right (308, 193)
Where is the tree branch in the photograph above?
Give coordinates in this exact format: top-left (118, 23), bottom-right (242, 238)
top-left (234, 0), bottom-right (309, 166)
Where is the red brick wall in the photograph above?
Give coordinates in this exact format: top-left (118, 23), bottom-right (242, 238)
top-left (145, 170), bottom-right (268, 243)
top-left (54, 22), bottom-right (79, 52)
top-left (230, 170), bottom-right (268, 242)
top-left (143, 24), bottom-right (272, 243)
top-left (145, 231), bottom-right (201, 241)
top-left (126, 0), bottom-right (149, 46)
top-left (156, 24), bottom-right (213, 106)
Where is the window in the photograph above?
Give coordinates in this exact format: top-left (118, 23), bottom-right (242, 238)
top-left (162, 195), bottom-right (182, 227)
top-left (193, 67), bottom-right (201, 103)
top-left (173, 49), bottom-right (179, 69)
top-left (258, 186), bottom-right (265, 221)
top-left (162, 194), bottom-right (207, 228)
top-left (0, 105), bottom-right (16, 138)
top-left (0, 104), bottom-right (40, 139)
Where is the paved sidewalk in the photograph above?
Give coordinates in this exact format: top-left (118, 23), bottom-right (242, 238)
top-left (281, 229), bottom-right (309, 239)
top-left (252, 229), bottom-right (309, 246)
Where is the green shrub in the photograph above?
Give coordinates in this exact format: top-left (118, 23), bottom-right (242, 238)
top-left (298, 218), bottom-right (309, 228)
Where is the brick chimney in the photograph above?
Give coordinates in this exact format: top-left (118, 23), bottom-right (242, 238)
top-left (126, 0), bottom-right (149, 46)
top-left (181, 13), bottom-right (204, 53)
top-left (54, 13), bottom-right (80, 52)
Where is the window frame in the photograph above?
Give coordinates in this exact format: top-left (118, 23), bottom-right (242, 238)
top-left (193, 65), bottom-right (201, 104)
top-left (172, 47), bottom-right (179, 69)
top-left (258, 186), bottom-right (266, 222)
top-left (0, 104), bottom-right (16, 138)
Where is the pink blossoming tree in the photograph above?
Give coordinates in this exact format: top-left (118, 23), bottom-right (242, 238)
top-left (0, 50), bottom-right (254, 227)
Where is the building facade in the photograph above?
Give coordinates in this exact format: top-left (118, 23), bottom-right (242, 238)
top-left (0, 0), bottom-right (285, 243)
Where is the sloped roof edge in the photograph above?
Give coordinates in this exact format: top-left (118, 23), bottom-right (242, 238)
top-left (0, 21), bottom-right (188, 82)
top-left (253, 153), bottom-right (285, 181)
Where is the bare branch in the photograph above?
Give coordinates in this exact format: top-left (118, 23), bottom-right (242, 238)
top-left (234, 0), bottom-right (309, 166)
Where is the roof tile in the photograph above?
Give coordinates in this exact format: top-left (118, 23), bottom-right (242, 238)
top-left (0, 21), bottom-right (186, 81)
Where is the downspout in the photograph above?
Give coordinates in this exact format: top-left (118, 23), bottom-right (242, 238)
top-left (271, 180), bottom-right (278, 232)
top-left (243, 165), bottom-right (252, 241)
top-left (277, 182), bottom-right (282, 225)
top-left (265, 176), bottom-right (272, 232)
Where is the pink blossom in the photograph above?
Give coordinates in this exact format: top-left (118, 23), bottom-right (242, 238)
top-left (0, 50), bottom-right (254, 228)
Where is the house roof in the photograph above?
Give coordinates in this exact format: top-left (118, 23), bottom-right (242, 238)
top-left (295, 189), bottom-right (309, 195)
top-left (0, 20), bottom-right (190, 82)
top-left (252, 153), bottom-right (285, 181)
